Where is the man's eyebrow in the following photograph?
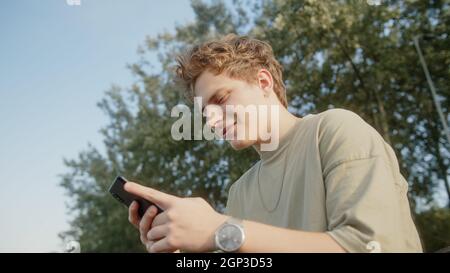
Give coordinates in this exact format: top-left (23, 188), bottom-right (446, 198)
top-left (202, 87), bottom-right (227, 112)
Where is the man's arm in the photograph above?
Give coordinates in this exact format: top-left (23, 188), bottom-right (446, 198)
top-left (125, 181), bottom-right (347, 253)
top-left (235, 218), bottom-right (346, 253)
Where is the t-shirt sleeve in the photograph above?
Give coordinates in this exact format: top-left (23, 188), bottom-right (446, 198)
top-left (317, 109), bottom-right (421, 252)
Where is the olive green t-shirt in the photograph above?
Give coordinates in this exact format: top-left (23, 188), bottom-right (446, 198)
top-left (225, 108), bottom-right (422, 253)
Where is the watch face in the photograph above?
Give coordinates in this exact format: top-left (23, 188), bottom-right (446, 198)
top-left (217, 224), bottom-right (243, 252)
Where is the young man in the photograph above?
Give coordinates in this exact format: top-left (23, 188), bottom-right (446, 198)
top-left (124, 34), bottom-right (423, 253)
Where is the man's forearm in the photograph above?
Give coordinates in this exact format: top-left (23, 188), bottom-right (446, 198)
top-left (236, 219), bottom-right (347, 253)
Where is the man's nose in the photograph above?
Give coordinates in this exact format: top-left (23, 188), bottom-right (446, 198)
top-left (204, 105), bottom-right (222, 127)
top-left (207, 119), bottom-right (221, 131)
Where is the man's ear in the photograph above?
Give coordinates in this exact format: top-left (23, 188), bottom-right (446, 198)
top-left (257, 69), bottom-right (274, 97)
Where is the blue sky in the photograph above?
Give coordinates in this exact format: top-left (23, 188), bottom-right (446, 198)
top-left (0, 0), bottom-right (194, 252)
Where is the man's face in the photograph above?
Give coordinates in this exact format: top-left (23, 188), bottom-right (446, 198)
top-left (194, 70), bottom-right (270, 150)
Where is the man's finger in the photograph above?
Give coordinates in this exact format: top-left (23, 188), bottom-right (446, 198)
top-left (128, 201), bottom-right (140, 228)
top-left (147, 224), bottom-right (169, 241)
top-left (145, 241), bottom-right (154, 253)
top-left (139, 205), bottom-right (158, 244)
top-left (149, 237), bottom-right (175, 253)
top-left (151, 211), bottom-right (170, 228)
top-left (124, 182), bottom-right (176, 210)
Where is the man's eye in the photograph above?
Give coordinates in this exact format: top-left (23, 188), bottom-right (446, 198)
top-left (217, 94), bottom-right (228, 104)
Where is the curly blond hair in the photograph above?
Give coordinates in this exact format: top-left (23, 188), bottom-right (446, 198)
top-left (175, 34), bottom-right (287, 107)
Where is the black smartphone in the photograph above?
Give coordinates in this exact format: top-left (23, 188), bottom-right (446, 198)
top-left (109, 176), bottom-right (163, 218)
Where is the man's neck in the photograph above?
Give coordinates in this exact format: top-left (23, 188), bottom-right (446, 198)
top-left (253, 107), bottom-right (300, 153)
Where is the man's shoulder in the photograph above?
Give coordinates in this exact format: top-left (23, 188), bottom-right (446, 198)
top-left (314, 108), bottom-right (387, 169)
top-left (295, 108), bottom-right (365, 135)
top-left (315, 108), bottom-right (377, 140)
top-left (317, 108), bottom-right (366, 127)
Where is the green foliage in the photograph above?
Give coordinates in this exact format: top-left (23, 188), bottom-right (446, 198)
top-left (60, 0), bottom-right (449, 252)
top-left (254, 0), bottom-right (450, 207)
top-left (415, 207), bottom-right (450, 252)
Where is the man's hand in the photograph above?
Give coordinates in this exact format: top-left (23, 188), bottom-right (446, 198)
top-left (128, 201), bottom-right (175, 252)
top-left (125, 181), bottom-right (227, 253)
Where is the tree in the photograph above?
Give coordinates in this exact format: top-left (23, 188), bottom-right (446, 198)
top-left (253, 0), bottom-right (449, 208)
top-left (60, 0), bottom-right (449, 252)
top-left (60, 0), bottom-right (257, 252)
top-left (415, 207), bottom-right (450, 252)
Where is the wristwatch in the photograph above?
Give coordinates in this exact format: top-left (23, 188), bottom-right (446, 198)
top-left (214, 217), bottom-right (245, 252)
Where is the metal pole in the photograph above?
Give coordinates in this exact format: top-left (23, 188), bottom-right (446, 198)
top-left (413, 35), bottom-right (450, 147)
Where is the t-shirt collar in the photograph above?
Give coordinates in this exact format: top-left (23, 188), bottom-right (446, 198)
top-left (255, 117), bottom-right (303, 162)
